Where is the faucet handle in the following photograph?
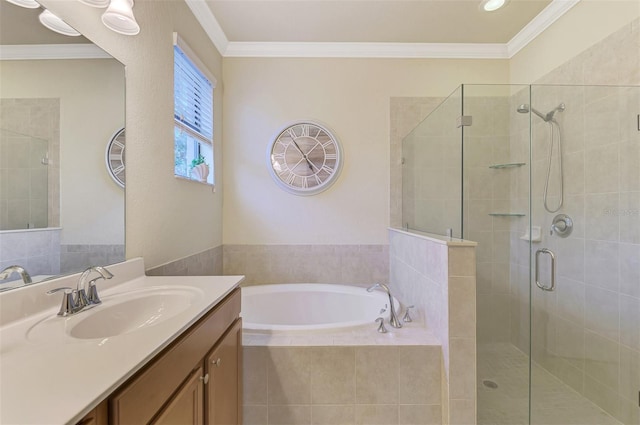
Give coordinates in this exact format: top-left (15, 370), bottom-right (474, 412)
top-left (86, 278), bottom-right (103, 305)
top-left (375, 317), bottom-right (388, 333)
top-left (403, 305), bottom-right (415, 323)
top-left (47, 287), bottom-right (78, 317)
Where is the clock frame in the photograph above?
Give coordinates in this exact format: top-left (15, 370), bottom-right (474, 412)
top-left (105, 128), bottom-right (125, 188)
top-left (267, 121), bottom-right (343, 196)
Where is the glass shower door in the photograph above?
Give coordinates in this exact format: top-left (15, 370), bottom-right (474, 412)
top-left (528, 84), bottom-right (639, 425)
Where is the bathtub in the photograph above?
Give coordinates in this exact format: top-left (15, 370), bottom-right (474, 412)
top-left (241, 283), bottom-right (399, 332)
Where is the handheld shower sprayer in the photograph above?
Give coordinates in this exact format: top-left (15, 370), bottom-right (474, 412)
top-left (517, 102), bottom-right (566, 213)
top-left (517, 103), bottom-right (565, 122)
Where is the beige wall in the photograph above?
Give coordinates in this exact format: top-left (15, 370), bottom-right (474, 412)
top-left (222, 58), bottom-right (509, 245)
top-left (510, 0), bottom-right (640, 84)
top-left (0, 59), bottom-right (124, 244)
top-left (38, 0), bottom-right (224, 269)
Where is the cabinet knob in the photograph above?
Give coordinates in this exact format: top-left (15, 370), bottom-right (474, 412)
top-left (200, 373), bottom-right (209, 385)
top-left (212, 358), bottom-right (221, 367)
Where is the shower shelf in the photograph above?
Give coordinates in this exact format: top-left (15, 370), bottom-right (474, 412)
top-left (489, 213), bottom-right (526, 217)
top-left (489, 162), bottom-right (526, 169)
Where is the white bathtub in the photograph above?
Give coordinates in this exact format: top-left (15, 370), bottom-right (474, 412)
top-left (241, 283), bottom-right (399, 332)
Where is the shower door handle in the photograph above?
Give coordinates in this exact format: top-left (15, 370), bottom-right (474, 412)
top-left (535, 248), bottom-right (556, 292)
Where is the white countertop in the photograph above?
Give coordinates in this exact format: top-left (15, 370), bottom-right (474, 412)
top-left (0, 258), bottom-right (243, 425)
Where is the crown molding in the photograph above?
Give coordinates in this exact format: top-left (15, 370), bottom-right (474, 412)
top-left (184, 0), bottom-right (229, 56)
top-left (224, 42), bottom-right (510, 59)
top-left (0, 44), bottom-right (112, 60)
top-left (506, 0), bottom-right (581, 57)
top-left (188, 0), bottom-right (578, 59)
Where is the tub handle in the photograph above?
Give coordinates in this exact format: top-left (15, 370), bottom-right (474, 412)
top-left (403, 305), bottom-right (415, 323)
top-left (375, 317), bottom-right (388, 334)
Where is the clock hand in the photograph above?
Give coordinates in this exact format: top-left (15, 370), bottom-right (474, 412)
top-left (290, 139), bottom-right (314, 171)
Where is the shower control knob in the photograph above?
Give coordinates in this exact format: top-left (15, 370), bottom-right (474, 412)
top-left (551, 214), bottom-right (573, 238)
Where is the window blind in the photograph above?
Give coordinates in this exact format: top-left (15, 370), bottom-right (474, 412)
top-left (174, 44), bottom-right (213, 143)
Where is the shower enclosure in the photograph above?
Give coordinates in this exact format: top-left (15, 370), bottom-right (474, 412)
top-left (402, 84), bottom-right (639, 425)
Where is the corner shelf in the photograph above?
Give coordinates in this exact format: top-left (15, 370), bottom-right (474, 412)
top-left (489, 162), bottom-right (526, 169)
top-left (489, 213), bottom-right (526, 217)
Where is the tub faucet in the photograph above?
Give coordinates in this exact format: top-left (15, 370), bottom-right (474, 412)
top-left (367, 283), bottom-right (402, 328)
top-left (0, 265), bottom-right (32, 284)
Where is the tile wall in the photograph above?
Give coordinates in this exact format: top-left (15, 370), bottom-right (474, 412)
top-left (145, 245), bottom-right (223, 276)
top-left (243, 345), bottom-right (442, 425)
top-left (0, 99), bottom-right (60, 229)
top-left (0, 228), bottom-right (61, 282)
top-left (223, 245), bottom-right (388, 286)
top-left (60, 244), bottom-right (125, 274)
top-left (389, 228), bottom-right (477, 425)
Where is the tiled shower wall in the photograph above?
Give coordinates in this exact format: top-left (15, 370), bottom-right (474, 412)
top-left (0, 130), bottom-right (48, 230)
top-left (509, 19), bottom-right (640, 425)
top-left (0, 99), bottom-right (60, 229)
top-left (390, 97), bottom-right (444, 230)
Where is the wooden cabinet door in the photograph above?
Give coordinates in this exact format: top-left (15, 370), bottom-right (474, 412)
top-left (205, 319), bottom-right (242, 425)
top-left (76, 401), bottom-right (107, 425)
top-left (152, 366), bottom-right (205, 425)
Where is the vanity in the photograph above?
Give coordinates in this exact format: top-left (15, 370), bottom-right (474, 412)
top-left (0, 258), bottom-right (243, 425)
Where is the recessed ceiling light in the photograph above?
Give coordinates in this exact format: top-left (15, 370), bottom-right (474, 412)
top-left (480, 0), bottom-right (508, 12)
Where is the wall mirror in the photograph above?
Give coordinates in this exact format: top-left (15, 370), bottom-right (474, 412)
top-left (0, 0), bottom-right (125, 291)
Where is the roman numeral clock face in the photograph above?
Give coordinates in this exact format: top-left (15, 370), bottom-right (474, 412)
top-left (268, 122), bottom-right (343, 195)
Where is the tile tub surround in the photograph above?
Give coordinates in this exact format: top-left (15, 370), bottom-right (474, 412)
top-left (146, 245), bottom-right (223, 276)
top-left (60, 244), bottom-right (125, 274)
top-left (389, 228), bottom-right (477, 425)
top-left (243, 325), bottom-right (442, 425)
top-left (223, 244), bottom-right (389, 286)
top-left (0, 227), bottom-right (61, 282)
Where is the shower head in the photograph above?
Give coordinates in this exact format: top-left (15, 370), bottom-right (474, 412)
top-left (516, 103), bottom-right (565, 122)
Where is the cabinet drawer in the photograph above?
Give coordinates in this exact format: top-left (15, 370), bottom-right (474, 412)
top-left (110, 288), bottom-right (240, 425)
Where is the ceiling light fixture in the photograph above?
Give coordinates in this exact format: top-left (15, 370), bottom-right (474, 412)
top-left (101, 0), bottom-right (140, 35)
top-left (5, 0), bottom-right (40, 8)
top-left (480, 0), bottom-right (508, 12)
top-left (38, 9), bottom-right (81, 36)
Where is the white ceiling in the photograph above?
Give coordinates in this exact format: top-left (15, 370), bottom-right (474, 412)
top-left (189, 0), bottom-right (580, 58)
top-left (206, 0), bottom-right (552, 44)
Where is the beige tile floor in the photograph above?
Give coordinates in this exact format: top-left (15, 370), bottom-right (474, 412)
top-left (477, 343), bottom-right (621, 425)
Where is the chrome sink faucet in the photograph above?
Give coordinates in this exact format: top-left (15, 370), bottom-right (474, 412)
top-left (76, 265), bottom-right (113, 308)
top-left (367, 283), bottom-right (402, 328)
top-left (47, 266), bottom-right (114, 316)
top-left (0, 265), bottom-right (32, 284)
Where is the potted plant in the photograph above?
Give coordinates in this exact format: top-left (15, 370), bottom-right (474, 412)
top-left (190, 155), bottom-right (209, 183)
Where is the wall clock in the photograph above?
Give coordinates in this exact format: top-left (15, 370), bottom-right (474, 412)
top-left (267, 121), bottom-right (343, 196)
top-left (105, 128), bottom-right (125, 188)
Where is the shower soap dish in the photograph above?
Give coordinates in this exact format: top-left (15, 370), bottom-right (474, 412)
top-left (520, 226), bottom-right (541, 242)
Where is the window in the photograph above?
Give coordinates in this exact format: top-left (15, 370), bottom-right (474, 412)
top-left (173, 33), bottom-right (216, 185)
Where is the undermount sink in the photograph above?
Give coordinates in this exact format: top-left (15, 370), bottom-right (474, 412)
top-left (27, 286), bottom-right (203, 342)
